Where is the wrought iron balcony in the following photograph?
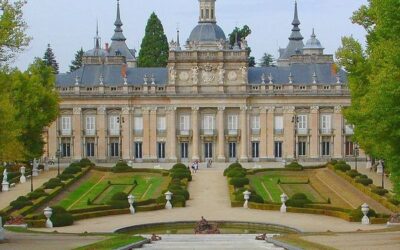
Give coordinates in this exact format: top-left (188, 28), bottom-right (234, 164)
top-left (297, 128), bottom-right (310, 135)
top-left (274, 129), bottom-right (284, 135)
top-left (320, 128), bottom-right (334, 135)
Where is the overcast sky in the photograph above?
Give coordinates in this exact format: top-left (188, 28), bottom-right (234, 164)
top-left (13, 0), bottom-right (368, 73)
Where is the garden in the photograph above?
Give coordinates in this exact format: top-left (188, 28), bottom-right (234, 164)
top-left (225, 161), bottom-right (400, 223)
top-left (0, 160), bottom-right (192, 228)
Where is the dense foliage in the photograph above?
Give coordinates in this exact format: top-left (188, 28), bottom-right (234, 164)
top-left (43, 44), bottom-right (59, 74)
top-left (69, 48), bottom-right (84, 72)
top-left (50, 206), bottom-right (74, 227)
top-left (228, 25), bottom-right (255, 67)
top-left (335, 0), bottom-right (400, 196)
top-left (286, 193), bottom-right (312, 208)
top-left (137, 12), bottom-right (169, 67)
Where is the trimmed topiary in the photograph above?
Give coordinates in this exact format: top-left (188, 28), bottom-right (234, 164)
top-left (172, 163), bottom-right (188, 171)
top-left (27, 189), bottom-right (48, 200)
top-left (285, 161), bottom-right (303, 170)
top-left (249, 193), bottom-right (264, 203)
top-left (10, 196), bottom-right (33, 209)
top-left (227, 169), bottom-right (247, 178)
top-left (62, 165), bottom-right (81, 175)
top-left (107, 192), bottom-right (129, 209)
top-left (371, 187), bottom-right (388, 196)
top-left (389, 198), bottom-right (400, 206)
top-left (346, 170), bottom-right (360, 178)
top-left (112, 161), bottom-right (131, 173)
top-left (43, 178), bottom-right (64, 189)
top-left (350, 206), bottom-right (377, 221)
top-left (170, 168), bottom-right (192, 181)
top-left (229, 177), bottom-right (249, 188)
top-left (286, 193), bottom-right (312, 208)
top-left (334, 162), bottom-right (351, 172)
top-left (50, 206), bottom-right (74, 227)
top-left (224, 162), bottom-right (244, 176)
top-left (58, 173), bottom-right (74, 181)
top-left (79, 158), bottom-right (92, 167)
top-left (355, 177), bottom-right (373, 186)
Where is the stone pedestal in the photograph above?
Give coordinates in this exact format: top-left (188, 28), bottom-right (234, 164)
top-left (2, 181), bottom-right (9, 192)
top-left (361, 203), bottom-right (370, 225)
top-left (280, 193), bottom-right (288, 213)
top-left (243, 190), bottom-right (251, 209)
top-left (20, 167), bottom-right (26, 184)
top-left (44, 207), bottom-right (53, 228)
top-left (165, 191), bottom-right (173, 210)
top-left (376, 162), bottom-right (383, 174)
top-left (128, 195), bottom-right (135, 215)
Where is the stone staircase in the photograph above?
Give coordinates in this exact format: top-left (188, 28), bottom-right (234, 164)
top-left (141, 234), bottom-right (285, 249)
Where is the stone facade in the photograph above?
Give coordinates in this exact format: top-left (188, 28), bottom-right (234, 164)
top-left (45, 0), bottom-right (361, 163)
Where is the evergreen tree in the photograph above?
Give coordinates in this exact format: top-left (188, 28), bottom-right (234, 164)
top-left (228, 25), bottom-right (255, 67)
top-left (43, 44), bottom-right (59, 74)
top-left (336, 0), bottom-right (400, 196)
top-left (69, 48), bottom-right (84, 72)
top-left (138, 12), bottom-right (169, 67)
top-left (259, 53), bottom-right (275, 67)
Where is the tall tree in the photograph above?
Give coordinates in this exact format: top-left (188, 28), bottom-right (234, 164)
top-left (43, 44), bottom-right (59, 74)
top-left (11, 58), bottom-right (59, 159)
top-left (336, 0), bottom-right (400, 196)
top-left (228, 25), bottom-right (255, 67)
top-left (69, 48), bottom-right (84, 72)
top-left (138, 12), bottom-right (169, 67)
top-left (0, 0), bottom-right (31, 65)
top-left (259, 53), bottom-right (275, 67)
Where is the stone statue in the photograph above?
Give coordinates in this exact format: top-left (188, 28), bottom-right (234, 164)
top-left (241, 38), bottom-right (248, 49)
top-left (192, 66), bottom-right (199, 85)
top-left (241, 66), bottom-right (248, 80)
top-left (169, 40), bottom-right (177, 51)
top-left (169, 67), bottom-right (177, 82)
top-left (218, 39), bottom-right (225, 50)
top-left (218, 66), bottom-right (225, 84)
top-left (2, 169), bottom-right (7, 183)
top-left (194, 217), bottom-right (220, 234)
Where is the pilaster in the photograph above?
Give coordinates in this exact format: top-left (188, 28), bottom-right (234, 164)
top-left (310, 106), bottom-right (320, 158)
top-left (217, 106), bottom-right (226, 162)
top-left (240, 105), bottom-right (248, 162)
top-left (283, 106), bottom-right (295, 159)
top-left (191, 106), bottom-right (200, 160)
top-left (97, 106), bottom-right (107, 161)
top-left (266, 106), bottom-right (275, 159)
top-left (72, 107), bottom-right (82, 160)
top-left (259, 107), bottom-right (268, 160)
top-left (333, 105), bottom-right (343, 158)
top-left (121, 106), bottom-right (131, 160)
top-left (167, 106), bottom-right (177, 162)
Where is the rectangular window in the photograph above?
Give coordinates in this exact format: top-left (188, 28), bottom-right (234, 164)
top-left (274, 116), bottom-right (284, 134)
top-left (61, 116), bottom-right (71, 135)
top-left (252, 142), bottom-right (260, 159)
top-left (211, 9), bottom-right (214, 19)
top-left (320, 115), bottom-right (332, 133)
top-left (203, 115), bottom-right (215, 134)
top-left (180, 115), bottom-right (190, 131)
top-left (86, 142), bottom-right (95, 157)
top-left (229, 142), bottom-right (237, 159)
top-left (61, 143), bottom-right (71, 157)
top-left (109, 116), bottom-right (120, 136)
top-left (228, 115), bottom-right (238, 130)
top-left (134, 142), bottom-right (143, 159)
top-left (157, 142), bottom-right (166, 159)
top-left (157, 116), bottom-right (166, 131)
top-left (321, 137), bottom-right (331, 156)
top-left (206, 9), bottom-right (209, 18)
top-left (181, 142), bottom-right (189, 159)
top-left (134, 116), bottom-right (143, 134)
top-left (85, 116), bottom-right (96, 136)
top-left (298, 137), bottom-right (307, 156)
top-left (205, 143), bottom-right (213, 159)
top-left (251, 116), bottom-right (260, 130)
top-left (297, 115), bottom-right (308, 134)
top-left (110, 142), bottom-right (119, 157)
top-left (274, 141), bottom-right (283, 158)
top-left (345, 139), bottom-right (354, 156)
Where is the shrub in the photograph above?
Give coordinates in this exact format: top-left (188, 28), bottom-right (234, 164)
top-left (286, 193), bottom-right (312, 208)
top-left (172, 163), bottom-right (188, 171)
top-left (62, 165), bottom-right (81, 175)
top-left (371, 187), bottom-right (389, 196)
top-left (27, 189), bottom-right (48, 200)
top-left (111, 192), bottom-right (128, 201)
top-left (350, 206), bottom-right (377, 221)
top-left (107, 192), bottom-right (129, 209)
top-left (355, 177), bottom-right (373, 186)
top-left (229, 177), bottom-right (249, 188)
top-left (389, 198), bottom-right (400, 206)
top-left (112, 161), bottom-right (131, 173)
top-left (227, 169), bottom-right (247, 178)
top-left (224, 162), bottom-right (244, 176)
top-left (50, 206), bottom-right (74, 227)
top-left (10, 196), bottom-right (33, 209)
top-left (249, 194), bottom-right (264, 203)
top-left (69, 162), bottom-right (82, 169)
top-left (43, 178), bottom-right (63, 189)
top-left (80, 158), bottom-right (92, 167)
top-left (170, 169), bottom-right (192, 181)
top-left (59, 173), bottom-right (74, 181)
top-left (329, 159), bottom-right (338, 165)
top-left (285, 161), bottom-right (303, 170)
top-left (171, 194), bottom-right (186, 206)
top-left (334, 162), bottom-right (351, 172)
top-left (346, 170), bottom-right (360, 178)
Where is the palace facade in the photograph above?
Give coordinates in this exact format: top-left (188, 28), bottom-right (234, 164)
top-left (46, 0), bottom-right (359, 163)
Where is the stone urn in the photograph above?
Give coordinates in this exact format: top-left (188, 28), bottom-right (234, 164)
top-left (280, 193), bottom-right (288, 213)
top-left (243, 190), bottom-right (251, 209)
top-left (20, 166), bottom-right (26, 184)
top-left (165, 191), bottom-right (173, 210)
top-left (2, 169), bottom-right (9, 192)
top-left (361, 203), bottom-right (370, 225)
top-left (43, 207), bottom-right (53, 228)
top-left (128, 194), bottom-right (135, 214)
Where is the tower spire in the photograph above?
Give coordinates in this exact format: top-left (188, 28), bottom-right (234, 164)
top-left (95, 20), bottom-right (100, 49)
top-left (289, 1), bottom-right (303, 41)
top-left (199, 0), bottom-right (217, 23)
top-left (111, 0), bottom-right (126, 41)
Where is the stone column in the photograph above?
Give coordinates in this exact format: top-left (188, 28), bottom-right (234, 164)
top-left (259, 107), bottom-right (268, 160)
top-left (333, 106), bottom-right (343, 158)
top-left (72, 107), bottom-right (82, 160)
top-left (266, 106), bottom-right (275, 159)
top-left (167, 106), bottom-right (177, 162)
top-left (97, 106), bottom-right (107, 161)
top-left (121, 106), bottom-right (131, 160)
top-left (149, 107), bottom-right (158, 161)
top-left (217, 106), bottom-right (226, 162)
top-left (283, 106), bottom-right (295, 159)
top-left (47, 121), bottom-right (57, 159)
top-left (191, 106), bottom-right (200, 161)
top-left (310, 106), bottom-right (320, 159)
top-left (240, 106), bottom-right (248, 162)
top-left (142, 108), bottom-right (151, 160)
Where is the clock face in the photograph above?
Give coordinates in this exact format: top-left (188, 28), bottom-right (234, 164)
top-left (228, 71), bottom-right (238, 81)
top-left (179, 71), bottom-right (189, 81)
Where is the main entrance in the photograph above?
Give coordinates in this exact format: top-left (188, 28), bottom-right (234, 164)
top-left (204, 142), bottom-right (213, 160)
top-left (228, 142), bottom-right (237, 161)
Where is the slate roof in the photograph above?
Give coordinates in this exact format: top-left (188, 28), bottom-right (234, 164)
top-left (188, 23), bottom-right (226, 42)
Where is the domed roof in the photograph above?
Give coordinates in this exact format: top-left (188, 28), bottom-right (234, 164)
top-left (84, 48), bottom-right (108, 57)
top-left (188, 23), bottom-right (226, 42)
top-left (304, 29), bottom-right (324, 49)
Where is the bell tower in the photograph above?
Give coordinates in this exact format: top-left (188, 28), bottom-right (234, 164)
top-left (199, 0), bottom-right (216, 23)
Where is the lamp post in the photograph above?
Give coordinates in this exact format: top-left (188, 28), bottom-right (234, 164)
top-left (117, 116), bottom-right (125, 160)
top-left (56, 149), bottom-right (61, 176)
top-left (381, 160), bottom-right (385, 189)
top-left (354, 144), bottom-right (359, 171)
top-left (29, 160), bottom-right (33, 192)
top-left (291, 115), bottom-right (299, 160)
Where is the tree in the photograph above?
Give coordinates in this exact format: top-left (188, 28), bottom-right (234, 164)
top-left (259, 53), bottom-right (275, 67)
top-left (228, 25), bottom-right (255, 67)
top-left (11, 58), bottom-right (59, 159)
top-left (336, 0), bottom-right (400, 196)
top-left (69, 48), bottom-right (84, 72)
top-left (138, 12), bottom-right (169, 67)
top-left (43, 44), bottom-right (59, 74)
top-left (0, 0), bottom-right (31, 65)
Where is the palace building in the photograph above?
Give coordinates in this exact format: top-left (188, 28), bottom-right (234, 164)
top-left (46, 0), bottom-right (358, 163)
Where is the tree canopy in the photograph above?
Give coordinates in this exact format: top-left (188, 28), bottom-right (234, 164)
top-left (43, 44), bottom-right (59, 74)
top-left (137, 12), bottom-right (169, 67)
top-left (69, 48), bottom-right (84, 72)
top-left (228, 25), bottom-right (255, 67)
top-left (259, 53), bottom-right (275, 67)
top-left (336, 0), bottom-right (400, 196)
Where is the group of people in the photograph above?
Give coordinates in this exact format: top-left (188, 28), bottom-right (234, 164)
top-left (189, 159), bottom-right (213, 173)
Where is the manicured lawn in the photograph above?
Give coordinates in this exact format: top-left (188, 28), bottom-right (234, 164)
top-left (74, 235), bottom-right (145, 250)
top-left (58, 171), bottom-right (169, 210)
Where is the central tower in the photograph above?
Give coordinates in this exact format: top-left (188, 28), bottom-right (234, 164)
top-left (199, 0), bottom-right (217, 23)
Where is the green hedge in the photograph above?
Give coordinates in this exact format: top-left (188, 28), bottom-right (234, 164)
top-left (10, 196), bottom-right (33, 209)
top-left (112, 161), bottom-right (131, 173)
top-left (27, 189), bottom-right (48, 200)
top-left (50, 206), bottom-right (74, 227)
top-left (229, 177), bottom-right (249, 188)
top-left (355, 177), bottom-right (373, 186)
top-left (334, 162), bottom-right (351, 172)
top-left (224, 162), bottom-right (244, 176)
top-left (286, 193), bottom-right (312, 208)
top-left (285, 161), bottom-right (303, 170)
top-left (350, 206), bottom-right (377, 222)
top-left (43, 178), bottom-right (64, 189)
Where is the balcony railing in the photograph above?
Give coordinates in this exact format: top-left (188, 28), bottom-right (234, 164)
top-left (108, 129), bottom-right (120, 137)
top-left (297, 128), bottom-right (310, 135)
top-left (133, 129), bottom-right (143, 136)
top-left (274, 129), bottom-right (284, 135)
top-left (320, 128), bottom-right (334, 135)
top-left (251, 128), bottom-right (261, 135)
top-left (177, 130), bottom-right (192, 136)
top-left (59, 130), bottom-right (72, 136)
top-left (157, 129), bottom-right (167, 137)
top-left (84, 129), bottom-right (96, 136)
top-left (201, 129), bottom-right (217, 136)
top-left (225, 129), bottom-right (240, 136)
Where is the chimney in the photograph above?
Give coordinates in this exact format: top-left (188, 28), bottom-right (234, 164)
top-left (105, 43), bottom-right (110, 52)
top-left (121, 64), bottom-right (127, 78)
